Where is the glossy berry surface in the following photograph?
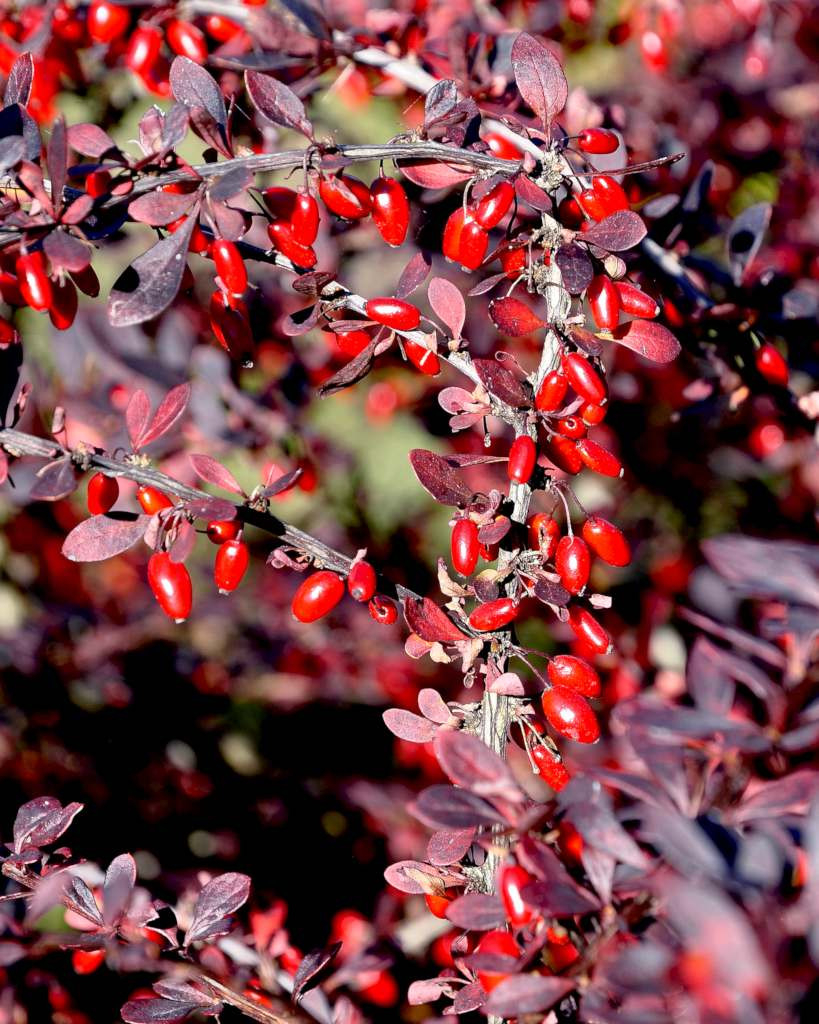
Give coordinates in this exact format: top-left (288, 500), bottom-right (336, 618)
top-left (576, 438), bottom-right (623, 478)
top-left (499, 863), bottom-right (534, 926)
top-left (368, 595), bottom-right (397, 625)
top-left (364, 297), bottom-right (420, 332)
top-left (292, 570), bottom-right (345, 622)
top-left (547, 655), bottom-right (601, 697)
top-left (404, 339), bottom-right (440, 375)
top-left (442, 207), bottom-right (488, 271)
top-left (148, 552), bottom-right (193, 623)
top-left (370, 177), bottom-right (410, 247)
top-left (577, 127), bottom-right (619, 154)
top-left (568, 605), bottom-right (611, 655)
top-left (318, 175), bottom-right (371, 220)
top-left (474, 181), bottom-right (515, 229)
top-left (582, 516), bottom-right (631, 566)
top-left (542, 684), bottom-right (600, 743)
top-left (212, 240), bottom-right (247, 296)
top-left (468, 598), bottom-right (519, 632)
top-left (527, 513), bottom-right (560, 559)
top-left (507, 435), bottom-right (537, 484)
top-left (555, 535), bottom-right (591, 594)
top-left (137, 486), bottom-right (173, 515)
top-left (16, 252), bottom-right (51, 311)
top-left (563, 352), bottom-right (607, 405)
top-left (348, 560), bottom-right (377, 602)
top-left (451, 518), bottom-right (479, 576)
top-left (214, 539), bottom-right (249, 594)
top-left (87, 1), bottom-right (129, 42)
top-left (207, 519), bottom-right (241, 545)
top-left (535, 370), bottom-right (568, 412)
top-left (755, 343), bottom-right (789, 386)
top-left (615, 281), bottom-right (659, 318)
top-left (531, 744), bottom-right (571, 790)
top-left (87, 473), bottom-right (119, 515)
top-left (475, 930), bottom-right (520, 992)
top-left (588, 275), bottom-right (620, 331)
top-left (166, 19), bottom-right (207, 63)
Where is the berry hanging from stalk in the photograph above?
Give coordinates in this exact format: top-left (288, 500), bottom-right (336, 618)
top-left (548, 655), bottom-right (601, 697)
top-left (474, 181), bottom-right (515, 229)
top-left (563, 352), bottom-right (607, 406)
top-left (16, 251), bottom-right (52, 311)
top-left (214, 539), bottom-right (249, 594)
top-left (207, 519), bottom-right (240, 545)
top-left (451, 518), bottom-right (479, 576)
top-left (148, 552), bottom-right (193, 623)
top-left (348, 560), bottom-right (377, 602)
top-left (499, 863), bottom-right (534, 927)
top-left (527, 513), bottom-right (560, 559)
top-left (318, 174), bottom-right (371, 220)
top-left (755, 343), bottom-right (789, 387)
top-left (507, 435), bottom-right (537, 484)
top-left (530, 744), bottom-right (571, 790)
top-left (542, 684), bottom-right (600, 743)
top-left (577, 128), bottom-right (619, 154)
top-left (87, 473), bottom-right (119, 515)
top-left (568, 605), bottom-right (611, 656)
top-left (588, 275), bottom-right (620, 331)
top-left (475, 931), bottom-right (521, 992)
top-left (615, 281), bottom-right (659, 319)
top-left (370, 176), bottom-right (410, 247)
top-left (535, 370), bottom-right (568, 413)
top-left (442, 207), bottom-right (488, 271)
top-left (292, 570), bottom-right (344, 622)
top-left (87, 0), bottom-right (130, 43)
top-left (576, 438), bottom-right (623, 478)
top-left (266, 221), bottom-right (317, 268)
top-left (211, 239), bottom-right (247, 296)
top-left (582, 516), bottom-right (631, 566)
top-left (404, 339), bottom-right (440, 376)
top-left (555, 535), bottom-right (591, 595)
top-left (166, 19), bottom-right (208, 63)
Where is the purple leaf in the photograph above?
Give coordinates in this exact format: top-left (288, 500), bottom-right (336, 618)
top-left (184, 873), bottom-right (250, 946)
top-left (533, 578), bottom-right (571, 607)
top-left (209, 166), bottom-right (253, 202)
top-left (245, 70), bottom-right (313, 139)
top-left (382, 709), bottom-right (438, 744)
top-left (181, 497), bottom-right (236, 522)
top-left (0, 135), bottom-right (25, 172)
top-left (43, 230), bottom-right (91, 274)
top-left (444, 892), bottom-right (505, 930)
top-left (292, 942), bottom-right (341, 1002)
top-left (121, 999), bottom-right (200, 1023)
top-left (170, 58), bottom-right (227, 129)
top-left (452, 981), bottom-right (486, 1014)
top-left (138, 384), bottom-right (191, 448)
top-left (396, 251), bottom-right (431, 299)
top-left (103, 853), bottom-right (136, 927)
top-left (46, 116), bottom-right (68, 213)
top-left (434, 731), bottom-right (522, 801)
top-left (403, 596), bottom-right (468, 645)
top-left (413, 785), bottom-right (506, 829)
top-left (424, 79), bottom-right (459, 127)
top-left (3, 52), bottom-right (33, 106)
top-left (427, 828), bottom-right (475, 866)
top-left (189, 454), bottom-right (244, 495)
top-left (581, 210), bottom-right (647, 251)
top-left (108, 217), bottom-right (196, 327)
top-left (729, 771), bottom-right (819, 825)
top-left (637, 806), bottom-right (725, 880)
top-left (702, 535), bottom-right (819, 609)
top-left (13, 797), bottom-right (83, 854)
top-left (611, 320), bottom-right (681, 363)
top-left (318, 341), bottom-right (377, 397)
top-left (126, 390), bottom-right (152, 449)
top-left (522, 879), bottom-right (600, 915)
top-left (687, 637), bottom-right (735, 714)
top-left (471, 358), bottom-right (530, 407)
top-left (428, 277), bottom-right (465, 340)
top-left (514, 175), bottom-right (551, 211)
top-left (65, 875), bottom-right (104, 927)
top-left (485, 974), bottom-right (574, 1016)
top-left (418, 688), bottom-right (451, 724)
top-left (556, 243), bottom-right (594, 294)
top-left (408, 449), bottom-right (472, 507)
top-left (128, 192), bottom-right (199, 227)
top-left (569, 325), bottom-right (604, 358)
top-left (566, 803), bottom-right (648, 868)
top-left (488, 296), bottom-right (546, 337)
top-left (62, 513), bottom-right (149, 563)
top-left (511, 32), bottom-right (568, 130)
top-left (30, 459), bottom-right (76, 501)
top-left (407, 977), bottom-right (457, 1005)
top-left (67, 123), bottom-right (118, 158)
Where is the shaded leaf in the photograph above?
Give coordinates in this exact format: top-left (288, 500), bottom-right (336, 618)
top-left (103, 853), bottom-right (136, 927)
top-left (126, 390), bottom-right (152, 449)
top-left (3, 52), bottom-right (33, 106)
top-left (472, 357), bottom-right (530, 407)
top-left (702, 535), bottom-right (819, 609)
top-left (293, 942), bottom-right (341, 1002)
top-left (485, 974), bottom-right (574, 1016)
top-left (394, 250), bottom-right (431, 299)
top-left (408, 449), bottom-right (472, 507)
top-left (170, 58), bottom-right (226, 129)
top-left (245, 70), bottom-right (313, 138)
top-left (511, 33), bottom-right (568, 130)
top-left (43, 230), bottom-right (90, 274)
top-left (62, 513), bottom-right (149, 563)
top-left (556, 243), bottom-right (593, 294)
top-left (129, 192), bottom-right (199, 227)
top-left (413, 785), bottom-right (506, 829)
top-left (318, 340), bottom-right (377, 397)
top-left (445, 893), bottom-right (505, 930)
top-left (452, 981), bottom-right (485, 1014)
top-left (109, 217), bottom-right (196, 327)
top-left (121, 999), bottom-right (200, 1023)
top-left (514, 175), bottom-right (551, 211)
top-left (46, 116), bottom-right (68, 212)
top-left (398, 158), bottom-right (474, 189)
top-left (488, 296), bottom-right (546, 337)
top-left (434, 730), bottom-right (521, 801)
top-left (30, 459), bottom-right (76, 501)
top-left (428, 277), bottom-right (465, 339)
top-left (424, 80), bottom-right (459, 128)
top-left (533, 578), bottom-right (571, 607)
top-left (64, 875), bottom-right (104, 927)
top-left (0, 134), bottom-right (25, 172)
top-left (522, 879), bottom-right (600, 915)
top-left (403, 596), bottom-right (468, 645)
top-left (612, 320), bottom-right (681, 363)
top-left (184, 872), bottom-right (251, 946)
top-left (730, 771), bottom-right (819, 825)
top-left (581, 210), bottom-right (647, 251)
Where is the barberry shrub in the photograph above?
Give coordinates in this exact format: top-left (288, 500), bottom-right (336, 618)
top-left (0, 3), bottom-right (816, 1024)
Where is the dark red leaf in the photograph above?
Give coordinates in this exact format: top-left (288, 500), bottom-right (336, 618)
top-left (121, 998), bottom-right (200, 1023)
top-left (489, 296), bottom-right (546, 337)
top-left (184, 872), bottom-right (251, 946)
top-left (245, 70), bottom-right (313, 139)
top-left (444, 893), bottom-right (506, 930)
top-left (514, 175), bottom-right (551, 211)
top-left (138, 383), bottom-right (191, 448)
top-left (408, 449), bottom-right (472, 507)
top-left (64, 876), bottom-right (104, 927)
top-left (556, 243), bottom-right (594, 294)
top-left (318, 340), bottom-right (377, 397)
top-left (382, 709), bottom-right (438, 743)
top-left (426, 828), bottom-right (475, 866)
top-left (511, 32), bottom-right (568, 130)
top-left (189, 454), bottom-right (244, 495)
top-left (62, 513), bottom-right (149, 563)
top-left (471, 358), bottom-right (531, 407)
top-left (485, 975), bottom-right (574, 1016)
top-left (67, 123), bottom-right (119, 158)
top-left (434, 730), bottom-right (522, 801)
top-left (292, 942), bottom-right (341, 1002)
top-left (43, 230), bottom-right (91, 273)
top-left (397, 158), bottom-right (474, 189)
top-left (103, 853), bottom-right (136, 927)
top-left (403, 596), bottom-right (468, 645)
top-left (428, 277), bottom-right (465, 339)
top-left (413, 785), bottom-right (506, 829)
top-left (126, 390), bottom-right (152, 449)
top-left (395, 251), bottom-right (431, 299)
top-left (13, 797), bottom-right (83, 854)
top-left (170, 58), bottom-right (227, 130)
top-left (612, 320), bottom-right (681, 363)
top-left (581, 210), bottom-right (647, 251)
top-left (3, 52), bottom-right (33, 106)
top-left (128, 192), bottom-right (199, 227)
top-left (46, 116), bottom-right (68, 213)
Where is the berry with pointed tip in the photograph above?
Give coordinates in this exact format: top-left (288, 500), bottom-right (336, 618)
top-left (87, 473), bottom-right (119, 515)
top-left (148, 552), bottom-right (193, 623)
top-left (137, 486), bottom-right (173, 515)
top-left (16, 251), bottom-right (52, 311)
top-left (548, 655), bottom-right (601, 697)
top-left (335, 329), bottom-right (371, 358)
top-left (290, 191), bottom-right (320, 246)
top-left (405, 339), bottom-right (440, 375)
top-left (507, 435), bottom-right (537, 484)
top-left (755, 343), bottom-right (789, 387)
top-left (582, 516), bottom-right (631, 566)
top-left (368, 595), bottom-right (397, 625)
top-left (535, 370), bottom-right (568, 412)
top-left (555, 536), bottom-right (591, 595)
top-left (499, 863), bottom-right (534, 926)
top-left (166, 20), bottom-right (208, 63)
top-left (577, 128), bottom-right (619, 154)
top-left (451, 518), bottom-right (479, 576)
top-left (348, 560), bottom-right (377, 602)
top-left (370, 176), bottom-right (410, 247)
top-left (576, 438), bottom-right (622, 478)
top-left (563, 352), bottom-right (607, 405)
top-left (212, 239), bottom-right (247, 296)
top-left (527, 513), bottom-right (560, 559)
top-left (468, 598), bottom-right (519, 632)
top-left (588, 275), bottom-right (620, 331)
top-left (615, 281), bottom-right (659, 318)
top-left (542, 684), bottom-right (599, 743)
top-left (292, 570), bottom-right (344, 622)
top-left (214, 539), bottom-right (249, 594)
top-left (530, 744), bottom-right (571, 790)
top-left (365, 297), bottom-right (420, 332)
top-left (568, 605), bottom-right (611, 655)
top-left (266, 221), bottom-right (317, 268)
top-left (207, 519), bottom-right (240, 544)
top-left (318, 174), bottom-right (371, 220)
top-left (576, 187), bottom-right (607, 222)
top-left (88, 1), bottom-right (130, 43)
top-left (475, 930), bottom-right (520, 992)
top-left (475, 181), bottom-right (515, 229)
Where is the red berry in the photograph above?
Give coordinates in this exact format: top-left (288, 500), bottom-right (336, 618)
top-left (442, 207), bottom-right (488, 271)
top-left (370, 177), bottom-right (410, 247)
top-left (290, 191), bottom-right (320, 246)
top-left (85, 169), bottom-right (111, 198)
top-left (582, 516), bottom-right (631, 566)
top-left (266, 221), bottom-right (317, 268)
top-left (555, 536), bottom-right (591, 595)
top-left (558, 195), bottom-right (584, 229)
top-left (87, 473), bottom-right (119, 515)
top-left (49, 276), bottom-right (78, 330)
top-left (499, 246), bottom-right (527, 278)
top-left (318, 174), bottom-right (371, 220)
top-left (166, 19), bottom-right (208, 63)
top-left (548, 655), bottom-right (600, 697)
top-left (475, 181), bottom-right (515, 229)
top-left (292, 570), bottom-right (344, 622)
top-left (535, 370), bottom-right (568, 412)
top-left (335, 329), bottom-right (371, 358)
top-left (499, 863), bottom-right (533, 926)
top-left (348, 560), bottom-right (377, 602)
top-left (615, 281), bottom-right (659, 319)
top-left (468, 598), bottom-right (519, 632)
top-left (364, 297), bottom-right (420, 332)
top-left (475, 930), bottom-right (520, 992)
top-left (368, 595), bottom-right (397, 625)
top-left (212, 239), bottom-right (247, 295)
top-left (543, 434), bottom-right (583, 475)
top-left (262, 186), bottom-right (298, 220)
top-left (137, 486), bottom-right (173, 515)
top-left (531, 744), bottom-right (571, 790)
top-left (148, 552), bottom-right (193, 623)
top-left (484, 131), bottom-right (523, 160)
top-left (755, 343), bottom-right (789, 387)
top-left (575, 438), bottom-right (622, 477)
top-left (424, 892), bottom-right (452, 919)
top-left (214, 539), bottom-right (249, 594)
top-left (451, 518), bottom-right (479, 576)
top-left (207, 519), bottom-right (240, 544)
top-left (580, 401), bottom-right (607, 426)
top-left (588, 275), bottom-right (620, 331)
top-left (72, 949), bottom-right (105, 975)
top-left (204, 14), bottom-right (241, 41)
top-left (576, 187), bottom-right (607, 222)
top-left (577, 128), bottom-right (619, 154)
top-left (555, 416), bottom-right (587, 440)
top-left (88, 1), bottom-right (129, 43)
top-left (567, 605), bottom-right (611, 655)
top-left (563, 352), bottom-right (607, 405)
top-left (0, 317), bottom-right (18, 346)
top-left (592, 174), bottom-right (630, 215)
top-left (527, 513), bottom-right (560, 559)
top-left (126, 24), bottom-right (163, 75)
top-left (16, 251), bottom-right (52, 311)
top-left (542, 684), bottom-right (599, 743)
top-left (507, 435), bottom-right (537, 484)
top-left (404, 339), bottom-right (440, 375)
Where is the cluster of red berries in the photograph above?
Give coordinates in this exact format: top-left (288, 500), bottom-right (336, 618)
top-left (291, 563), bottom-right (398, 627)
top-left (0, 248), bottom-right (96, 334)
